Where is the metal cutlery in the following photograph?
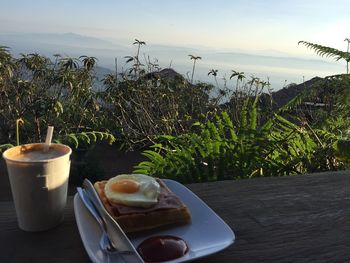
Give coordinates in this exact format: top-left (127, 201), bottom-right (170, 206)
top-left (80, 179), bottom-right (145, 263)
top-left (76, 187), bottom-right (118, 253)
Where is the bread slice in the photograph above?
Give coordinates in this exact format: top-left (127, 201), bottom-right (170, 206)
top-left (94, 179), bottom-right (191, 233)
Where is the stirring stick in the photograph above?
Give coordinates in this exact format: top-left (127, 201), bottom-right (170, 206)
top-left (43, 126), bottom-right (54, 152)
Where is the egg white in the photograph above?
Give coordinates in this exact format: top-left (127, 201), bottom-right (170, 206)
top-left (104, 174), bottom-right (160, 208)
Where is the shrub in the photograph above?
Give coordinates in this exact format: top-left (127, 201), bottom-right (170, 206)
top-left (134, 101), bottom-right (343, 183)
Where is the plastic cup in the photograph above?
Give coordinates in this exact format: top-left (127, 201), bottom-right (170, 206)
top-left (2, 143), bottom-right (72, 231)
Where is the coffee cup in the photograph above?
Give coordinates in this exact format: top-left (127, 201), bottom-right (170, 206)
top-left (3, 143), bottom-right (72, 231)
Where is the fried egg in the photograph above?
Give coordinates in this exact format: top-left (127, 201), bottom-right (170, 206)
top-left (104, 174), bottom-right (160, 208)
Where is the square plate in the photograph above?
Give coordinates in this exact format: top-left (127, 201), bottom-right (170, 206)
top-left (74, 179), bottom-right (235, 262)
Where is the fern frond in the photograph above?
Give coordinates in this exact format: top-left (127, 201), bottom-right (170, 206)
top-left (240, 97), bottom-right (250, 130)
top-left (221, 111), bottom-right (237, 140)
top-left (250, 95), bottom-right (259, 130)
top-left (142, 150), bottom-right (164, 162)
top-left (58, 131), bottom-right (115, 149)
top-left (298, 41), bottom-right (350, 61)
top-left (0, 144), bottom-right (14, 153)
top-left (67, 133), bottom-right (79, 148)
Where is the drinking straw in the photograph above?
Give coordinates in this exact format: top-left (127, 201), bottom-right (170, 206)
top-left (43, 126), bottom-right (54, 152)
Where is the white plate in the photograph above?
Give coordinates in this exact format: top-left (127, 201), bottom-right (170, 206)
top-left (74, 179), bottom-right (235, 263)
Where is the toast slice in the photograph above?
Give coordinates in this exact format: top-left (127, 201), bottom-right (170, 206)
top-left (94, 179), bottom-right (191, 233)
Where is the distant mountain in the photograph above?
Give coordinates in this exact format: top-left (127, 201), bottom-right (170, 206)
top-left (0, 32), bottom-right (124, 50)
top-left (0, 32), bottom-right (128, 69)
top-left (0, 31), bottom-right (345, 91)
top-left (145, 68), bottom-right (186, 82)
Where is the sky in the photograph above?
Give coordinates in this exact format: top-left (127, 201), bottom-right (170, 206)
top-left (0, 0), bottom-right (349, 90)
top-left (1, 0), bottom-right (350, 55)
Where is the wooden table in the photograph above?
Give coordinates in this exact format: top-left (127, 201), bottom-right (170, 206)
top-left (1, 171), bottom-right (350, 263)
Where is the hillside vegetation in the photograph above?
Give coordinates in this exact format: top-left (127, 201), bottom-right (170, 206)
top-left (1, 40), bottom-right (350, 183)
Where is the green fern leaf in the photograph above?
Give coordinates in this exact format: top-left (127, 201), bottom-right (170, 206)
top-left (298, 41), bottom-right (350, 61)
top-left (142, 150), bottom-right (164, 162)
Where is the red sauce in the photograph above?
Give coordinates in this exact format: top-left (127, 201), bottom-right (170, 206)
top-left (137, 235), bottom-right (188, 262)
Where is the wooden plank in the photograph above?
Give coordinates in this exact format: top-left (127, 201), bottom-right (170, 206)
top-left (0, 171), bottom-right (350, 262)
top-left (186, 171), bottom-right (350, 262)
top-left (0, 198), bottom-right (89, 263)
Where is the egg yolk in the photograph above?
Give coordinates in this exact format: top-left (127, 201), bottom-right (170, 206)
top-left (111, 179), bottom-right (140, 193)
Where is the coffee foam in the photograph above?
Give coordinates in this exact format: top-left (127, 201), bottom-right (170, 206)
top-left (14, 148), bottom-right (64, 161)
top-left (4, 143), bottom-right (70, 163)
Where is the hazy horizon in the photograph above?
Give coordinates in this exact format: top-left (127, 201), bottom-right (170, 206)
top-left (1, 0), bottom-right (349, 54)
top-left (0, 31), bottom-right (345, 91)
top-left (1, 0), bottom-right (349, 90)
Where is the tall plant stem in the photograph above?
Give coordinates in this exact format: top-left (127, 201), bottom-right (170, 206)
top-left (16, 118), bottom-right (24, 146)
top-left (191, 60), bottom-right (196, 84)
top-left (345, 38), bottom-right (350, 74)
top-left (189, 55), bottom-right (201, 84)
top-left (133, 39), bottom-right (146, 78)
